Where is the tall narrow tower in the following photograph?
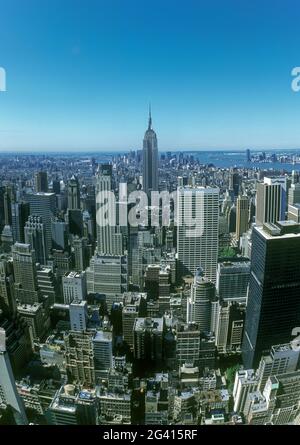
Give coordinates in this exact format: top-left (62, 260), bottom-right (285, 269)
top-left (143, 106), bottom-right (158, 196)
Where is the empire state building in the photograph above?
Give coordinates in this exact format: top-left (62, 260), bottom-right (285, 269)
top-left (143, 108), bottom-right (158, 196)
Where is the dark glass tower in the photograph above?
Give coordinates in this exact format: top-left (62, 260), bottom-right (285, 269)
top-left (242, 221), bottom-right (300, 368)
top-left (143, 107), bottom-right (158, 196)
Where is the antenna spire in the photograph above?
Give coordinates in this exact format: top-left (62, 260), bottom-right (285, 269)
top-left (148, 103), bottom-right (152, 130)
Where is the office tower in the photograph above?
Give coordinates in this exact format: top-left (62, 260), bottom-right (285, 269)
top-left (257, 342), bottom-right (300, 391)
top-left (52, 178), bottom-right (61, 195)
top-left (17, 302), bottom-right (46, 341)
top-left (46, 385), bottom-right (97, 425)
top-left (69, 300), bottom-right (88, 331)
top-left (246, 149), bottom-right (251, 162)
top-left (236, 195), bottom-right (249, 240)
top-left (35, 171), bottom-right (48, 193)
top-left (37, 265), bottom-right (56, 305)
top-left (198, 332), bottom-right (216, 372)
top-left (256, 177), bottom-right (286, 226)
top-left (288, 182), bottom-right (300, 205)
top-left (51, 218), bottom-right (68, 250)
top-left (12, 243), bottom-right (40, 305)
top-left (216, 260), bottom-right (250, 304)
top-left (177, 186), bottom-right (219, 282)
top-left (67, 175), bottom-right (80, 210)
top-left (122, 292), bottom-right (147, 349)
top-left (227, 203), bottom-right (236, 233)
top-left (288, 203), bottom-right (300, 222)
top-left (73, 236), bottom-right (91, 271)
top-left (0, 257), bottom-right (15, 314)
top-left (93, 329), bottom-right (113, 380)
top-left (24, 215), bottom-right (47, 265)
top-left (0, 225), bottom-right (13, 252)
top-left (0, 328), bottom-right (28, 425)
top-left (176, 322), bottom-right (201, 366)
top-left (11, 202), bottom-right (30, 243)
top-left (68, 209), bottom-right (83, 237)
top-left (63, 271), bottom-right (87, 305)
top-left (133, 317), bottom-right (164, 362)
top-left (95, 164), bottom-right (123, 255)
top-left (229, 170), bottom-right (240, 197)
top-left (52, 249), bottom-right (72, 279)
top-left (187, 268), bottom-right (216, 331)
top-left (215, 302), bottom-right (230, 353)
top-left (3, 186), bottom-right (13, 226)
top-left (86, 254), bottom-right (128, 311)
top-left (143, 107), bottom-right (158, 196)
top-left (25, 192), bottom-right (56, 256)
top-left (144, 264), bottom-right (160, 298)
top-left (242, 221), bottom-right (300, 368)
top-left (233, 369), bottom-right (258, 414)
top-left (64, 330), bottom-right (95, 386)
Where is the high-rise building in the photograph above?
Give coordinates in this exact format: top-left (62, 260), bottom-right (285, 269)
top-left (0, 328), bottom-right (28, 425)
top-left (37, 265), bottom-right (57, 305)
top-left (24, 215), bottom-right (47, 265)
top-left (86, 254), bottom-right (128, 311)
top-left (143, 107), bottom-right (158, 196)
top-left (256, 342), bottom-right (300, 391)
top-left (122, 292), bottom-right (147, 350)
top-left (233, 369), bottom-right (258, 414)
top-left (242, 221), bottom-right (300, 368)
top-left (0, 256), bottom-right (15, 314)
top-left (67, 175), bottom-right (80, 210)
top-left (63, 271), bottom-right (87, 305)
top-left (12, 243), bottom-right (40, 305)
top-left (95, 164), bottom-right (123, 255)
top-left (176, 322), bottom-right (201, 366)
top-left (177, 186), bottom-right (219, 282)
top-left (51, 218), bottom-right (68, 250)
top-left (236, 195), bottom-right (249, 240)
top-left (11, 202), bottom-right (30, 243)
top-left (69, 300), bottom-right (88, 331)
top-left (216, 260), bottom-right (250, 304)
top-left (256, 177), bottom-right (286, 226)
top-left (64, 330), bottom-right (95, 386)
top-left (288, 182), bottom-right (300, 206)
top-left (93, 329), bottom-right (113, 380)
top-left (133, 317), bottom-right (164, 362)
top-left (187, 268), bottom-right (216, 331)
top-left (35, 171), bottom-right (48, 193)
top-left (25, 192), bottom-right (56, 256)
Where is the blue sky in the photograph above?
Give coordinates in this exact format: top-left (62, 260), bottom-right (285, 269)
top-left (1, 0), bottom-right (300, 151)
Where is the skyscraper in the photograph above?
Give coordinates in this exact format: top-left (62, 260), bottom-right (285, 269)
top-left (256, 177), bottom-right (287, 226)
top-left (12, 243), bottom-right (40, 305)
top-left (216, 260), bottom-right (250, 304)
top-left (24, 215), bottom-right (47, 265)
top-left (95, 164), bottom-right (123, 255)
top-left (25, 192), bottom-right (56, 256)
top-left (142, 107), bottom-right (158, 196)
top-left (177, 186), bottom-right (219, 282)
top-left (67, 175), bottom-right (80, 210)
top-left (236, 195), bottom-right (249, 240)
top-left (242, 221), bottom-right (300, 368)
top-left (187, 268), bottom-right (216, 331)
top-left (35, 171), bottom-right (48, 193)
